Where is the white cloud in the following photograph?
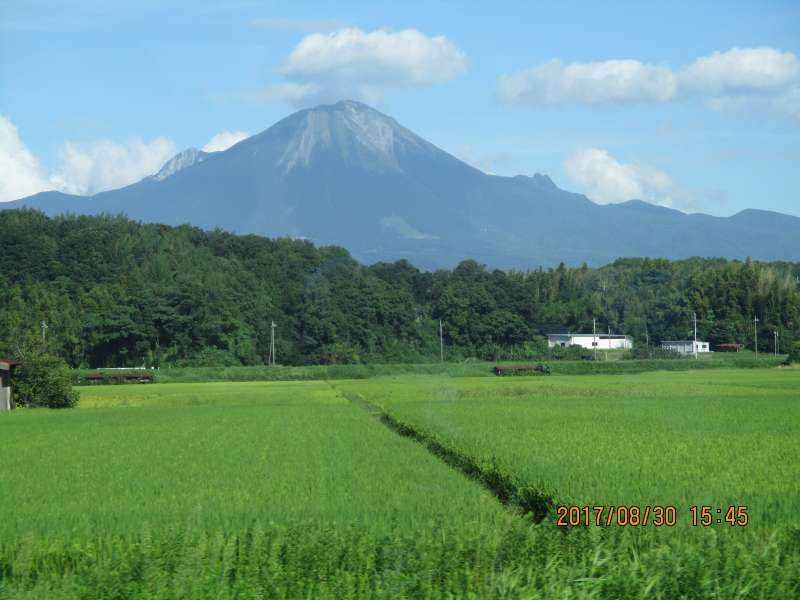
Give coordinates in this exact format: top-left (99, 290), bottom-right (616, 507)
top-left (202, 130), bottom-right (250, 152)
top-left (0, 115), bottom-right (53, 201)
top-left (283, 28), bottom-right (466, 84)
top-left (497, 59), bottom-right (676, 105)
top-left (52, 138), bottom-right (177, 195)
top-left (498, 47), bottom-right (800, 121)
top-left (563, 147), bottom-right (697, 210)
top-left (256, 27), bottom-right (466, 105)
top-left (680, 47), bottom-right (800, 96)
top-left (0, 115), bottom-right (178, 201)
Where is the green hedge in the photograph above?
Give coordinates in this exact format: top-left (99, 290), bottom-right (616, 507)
top-left (70, 355), bottom-right (785, 386)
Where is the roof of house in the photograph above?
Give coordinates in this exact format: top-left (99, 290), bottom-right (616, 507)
top-left (0, 359), bottom-right (19, 370)
top-left (661, 340), bottom-right (706, 344)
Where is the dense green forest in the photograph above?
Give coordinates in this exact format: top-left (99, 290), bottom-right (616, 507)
top-left (1, 209), bottom-right (798, 367)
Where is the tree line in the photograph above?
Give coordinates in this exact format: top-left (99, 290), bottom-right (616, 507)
top-left (1, 209), bottom-right (798, 367)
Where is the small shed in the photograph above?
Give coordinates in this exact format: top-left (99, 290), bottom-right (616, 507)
top-left (0, 359), bottom-right (18, 411)
top-left (715, 343), bottom-right (743, 353)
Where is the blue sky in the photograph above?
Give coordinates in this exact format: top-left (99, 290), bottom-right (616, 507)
top-left (2, 0), bottom-right (799, 216)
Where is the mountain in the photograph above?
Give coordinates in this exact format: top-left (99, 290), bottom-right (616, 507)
top-left (5, 100), bottom-right (800, 269)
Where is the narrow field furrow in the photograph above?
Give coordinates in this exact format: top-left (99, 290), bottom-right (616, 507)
top-left (342, 370), bottom-right (800, 521)
top-left (344, 388), bottom-right (556, 522)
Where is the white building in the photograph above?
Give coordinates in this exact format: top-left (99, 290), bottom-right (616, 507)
top-left (547, 333), bottom-right (633, 350)
top-left (661, 340), bottom-right (710, 354)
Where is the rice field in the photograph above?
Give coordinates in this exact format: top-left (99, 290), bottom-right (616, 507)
top-left (341, 370), bottom-right (800, 519)
top-left (341, 369), bottom-right (800, 596)
top-left (0, 381), bottom-right (523, 598)
top-left (1, 371), bottom-right (799, 597)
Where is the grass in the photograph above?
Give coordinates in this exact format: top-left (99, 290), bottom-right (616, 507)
top-left (2, 371), bottom-right (799, 597)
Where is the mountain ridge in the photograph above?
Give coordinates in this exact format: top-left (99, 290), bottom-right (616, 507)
top-left (4, 100), bottom-right (799, 269)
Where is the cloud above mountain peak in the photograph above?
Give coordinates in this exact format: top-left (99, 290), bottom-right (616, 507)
top-left (248, 28), bottom-right (467, 105)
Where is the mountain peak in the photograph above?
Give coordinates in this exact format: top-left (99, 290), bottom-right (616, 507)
top-left (154, 147), bottom-right (212, 181)
top-left (322, 99), bottom-right (373, 111)
top-left (267, 99), bottom-right (430, 174)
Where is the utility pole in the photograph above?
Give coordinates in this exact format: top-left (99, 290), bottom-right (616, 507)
top-left (593, 318), bottom-right (597, 361)
top-left (41, 320), bottom-right (48, 346)
top-left (775, 330), bottom-right (779, 356)
top-left (754, 316), bottom-right (759, 357)
top-left (270, 321), bottom-right (277, 366)
top-left (693, 312), bottom-right (698, 360)
top-left (439, 319), bottom-right (444, 362)
top-left (601, 281), bottom-right (608, 331)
